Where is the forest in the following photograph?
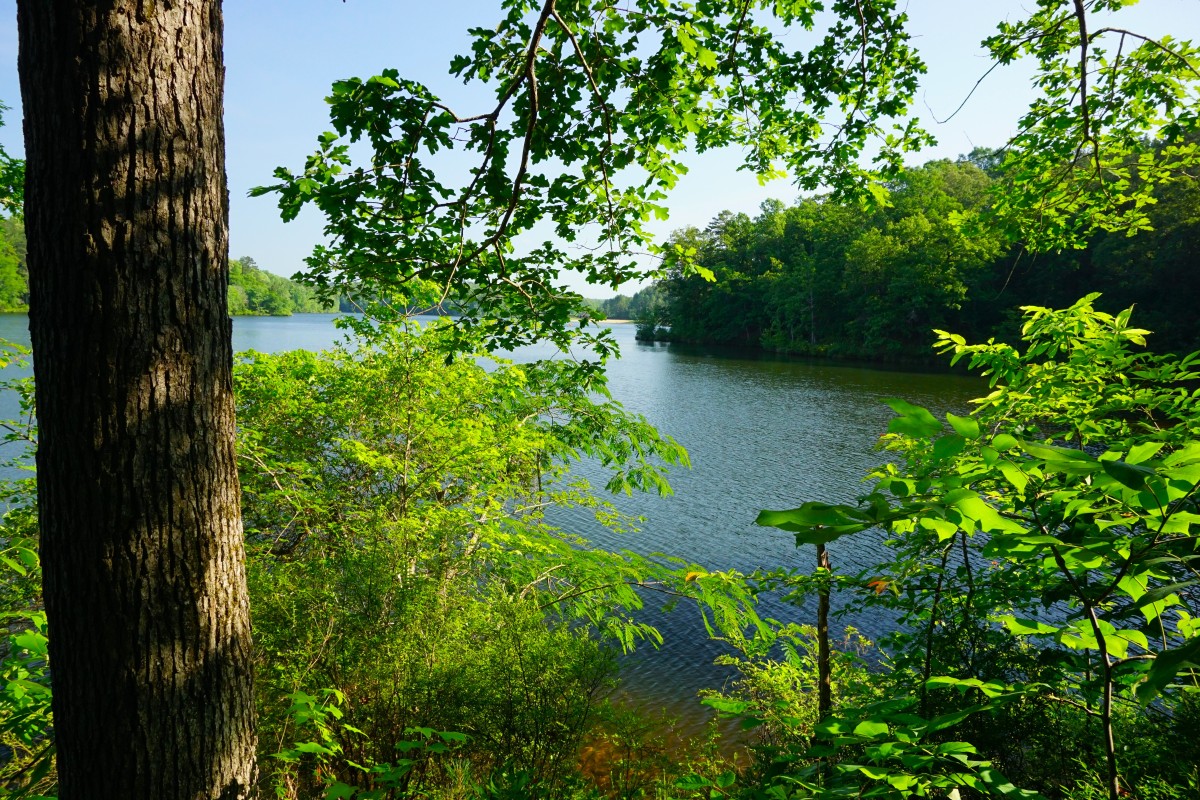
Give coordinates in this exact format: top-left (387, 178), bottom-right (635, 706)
top-left (2, 2), bottom-right (1200, 800)
top-left (227, 256), bottom-right (335, 316)
top-left (631, 153), bottom-right (1200, 361)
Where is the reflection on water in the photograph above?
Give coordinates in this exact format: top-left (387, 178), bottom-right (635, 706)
top-left (542, 327), bottom-right (980, 731)
top-left (0, 313), bottom-right (982, 731)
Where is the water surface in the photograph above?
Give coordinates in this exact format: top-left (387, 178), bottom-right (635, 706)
top-left (0, 313), bottom-right (983, 727)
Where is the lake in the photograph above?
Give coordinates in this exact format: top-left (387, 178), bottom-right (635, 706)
top-left (0, 312), bottom-right (982, 728)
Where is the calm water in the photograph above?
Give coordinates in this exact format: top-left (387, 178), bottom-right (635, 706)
top-left (0, 312), bottom-right (982, 727)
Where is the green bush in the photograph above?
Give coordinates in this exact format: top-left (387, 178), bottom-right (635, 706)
top-left (236, 319), bottom-right (693, 798)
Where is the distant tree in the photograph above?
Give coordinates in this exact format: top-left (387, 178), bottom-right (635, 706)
top-left (0, 102), bottom-right (22, 215)
top-left (0, 232), bottom-right (26, 311)
top-left (228, 255), bottom-right (333, 315)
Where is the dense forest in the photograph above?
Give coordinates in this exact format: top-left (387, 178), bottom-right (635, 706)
top-left (227, 255), bottom-right (335, 315)
top-left (642, 153), bottom-right (1200, 360)
top-left (0, 217), bottom-right (26, 312)
top-left (588, 285), bottom-right (664, 322)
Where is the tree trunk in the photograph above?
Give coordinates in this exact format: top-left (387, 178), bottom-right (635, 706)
top-left (816, 543), bottom-right (832, 721)
top-left (17, 2), bottom-right (257, 798)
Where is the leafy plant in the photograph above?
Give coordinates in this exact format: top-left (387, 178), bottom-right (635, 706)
top-left (271, 688), bottom-right (471, 800)
top-left (0, 342), bottom-right (53, 799)
top-left (756, 296), bottom-right (1200, 799)
top-left (236, 318), bottom-right (756, 797)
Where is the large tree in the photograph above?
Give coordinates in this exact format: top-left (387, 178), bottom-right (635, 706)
top-left (17, 2), bottom-right (256, 798)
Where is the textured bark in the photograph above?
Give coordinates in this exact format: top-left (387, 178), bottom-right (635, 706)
top-left (815, 543), bottom-right (832, 722)
top-left (17, 2), bottom-right (256, 798)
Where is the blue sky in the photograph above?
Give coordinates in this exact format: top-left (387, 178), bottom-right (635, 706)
top-left (1, 1), bottom-right (1196, 296)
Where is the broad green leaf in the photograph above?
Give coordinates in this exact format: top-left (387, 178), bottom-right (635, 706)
top-left (674, 775), bottom-right (714, 791)
top-left (933, 434), bottom-right (966, 462)
top-left (1021, 442), bottom-right (1098, 474)
top-left (702, 697), bottom-right (749, 714)
top-left (1126, 441), bottom-right (1164, 464)
top-left (977, 767), bottom-right (1042, 799)
top-left (999, 617), bottom-right (1056, 635)
top-left (326, 783), bottom-right (357, 800)
top-left (946, 412), bottom-right (980, 439)
top-left (755, 503), bottom-right (871, 543)
top-left (1, 556), bottom-right (27, 576)
top-left (1137, 637), bottom-right (1200, 702)
top-left (1101, 458), bottom-right (1154, 490)
top-left (1114, 629), bottom-right (1148, 652)
top-left (945, 488), bottom-right (1023, 533)
top-left (992, 433), bottom-right (1019, 451)
top-left (923, 705), bottom-right (982, 733)
top-left (999, 461), bottom-right (1028, 493)
top-left (919, 516), bottom-right (959, 541)
top-left (884, 398), bottom-right (942, 439)
top-left (853, 719), bottom-right (890, 738)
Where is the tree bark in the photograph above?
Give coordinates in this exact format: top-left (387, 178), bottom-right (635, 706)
top-left (17, 2), bottom-right (257, 798)
top-left (816, 543), bottom-right (832, 721)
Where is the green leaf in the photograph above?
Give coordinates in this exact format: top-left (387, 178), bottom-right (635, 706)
top-left (884, 398), bottom-right (942, 439)
top-left (674, 775), bottom-right (714, 791)
top-left (1021, 442), bottom-right (1100, 478)
top-left (367, 74), bottom-right (400, 89)
top-left (946, 412), bottom-right (980, 439)
top-left (933, 434), bottom-right (966, 462)
top-left (992, 433), bottom-right (1019, 451)
top-left (1137, 637), bottom-right (1200, 702)
top-left (326, 783), bottom-right (357, 800)
top-left (1, 556), bottom-right (27, 576)
top-left (1100, 458), bottom-right (1154, 490)
top-left (999, 461), bottom-right (1028, 493)
top-left (922, 705), bottom-right (981, 733)
top-left (1126, 441), bottom-right (1164, 464)
top-left (755, 503), bottom-right (871, 543)
top-left (945, 488), bottom-right (1023, 533)
top-left (1131, 580), bottom-right (1192, 614)
top-left (853, 719), bottom-right (890, 738)
top-left (702, 697), bottom-right (749, 714)
top-left (999, 616), bottom-right (1057, 635)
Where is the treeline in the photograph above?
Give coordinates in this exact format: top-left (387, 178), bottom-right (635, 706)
top-left (0, 224), bottom-right (330, 317)
top-left (228, 256), bottom-right (334, 315)
top-left (586, 284), bottom-right (664, 320)
top-left (0, 217), bottom-right (27, 312)
top-left (649, 153), bottom-right (1200, 359)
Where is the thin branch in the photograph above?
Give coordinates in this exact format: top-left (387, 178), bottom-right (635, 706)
top-left (1046, 692), bottom-right (1103, 718)
top-left (494, 0), bottom-right (555, 240)
top-left (1072, 0), bottom-right (1105, 191)
top-left (1090, 27), bottom-right (1200, 79)
top-left (927, 59), bottom-right (1008, 125)
top-left (550, 7), bottom-right (620, 241)
top-left (726, 0), bottom-right (753, 66)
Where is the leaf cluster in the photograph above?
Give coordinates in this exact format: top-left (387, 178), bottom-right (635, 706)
top-left (750, 296), bottom-right (1200, 798)
top-left (253, 0), bottom-right (932, 355)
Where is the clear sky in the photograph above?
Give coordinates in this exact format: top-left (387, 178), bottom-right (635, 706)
top-left (0, 1), bottom-right (1196, 296)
